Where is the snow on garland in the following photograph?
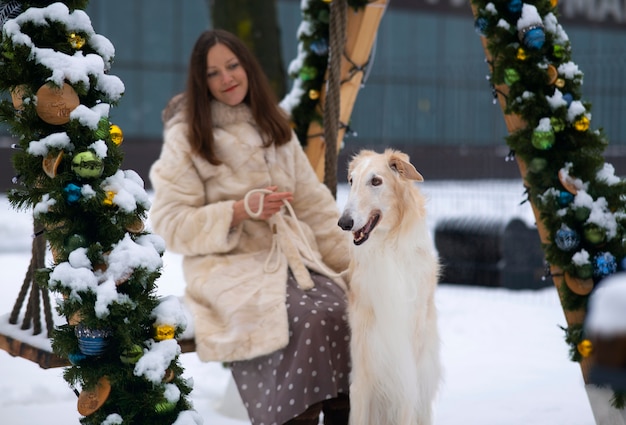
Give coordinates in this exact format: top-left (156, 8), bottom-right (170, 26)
top-left (0, 2), bottom-right (199, 424)
top-left (471, 0), bottom-right (626, 407)
top-left (280, 0), bottom-right (369, 146)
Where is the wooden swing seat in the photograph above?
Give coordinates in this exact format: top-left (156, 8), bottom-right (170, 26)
top-left (0, 329), bottom-right (197, 369)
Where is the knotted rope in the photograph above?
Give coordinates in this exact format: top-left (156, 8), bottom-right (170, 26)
top-left (243, 188), bottom-right (343, 289)
top-left (323, 0), bottom-right (347, 198)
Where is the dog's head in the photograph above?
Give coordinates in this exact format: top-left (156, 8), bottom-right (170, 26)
top-left (337, 149), bottom-right (424, 245)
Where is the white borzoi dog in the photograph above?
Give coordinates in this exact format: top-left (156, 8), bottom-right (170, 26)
top-left (338, 149), bottom-right (441, 425)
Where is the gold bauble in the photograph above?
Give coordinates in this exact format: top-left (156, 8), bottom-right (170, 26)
top-left (574, 116), bottom-right (590, 132)
top-left (308, 89), bottom-right (320, 100)
top-left (550, 0), bottom-right (558, 7)
top-left (109, 124), bottom-right (124, 145)
top-left (577, 339), bottom-right (593, 358)
top-left (555, 78), bottom-right (565, 88)
top-left (516, 48), bottom-right (527, 61)
top-left (69, 33), bottom-right (86, 49)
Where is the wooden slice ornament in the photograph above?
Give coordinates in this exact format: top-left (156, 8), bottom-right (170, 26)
top-left (77, 376), bottom-right (111, 416)
top-left (162, 368), bottom-right (175, 383)
top-left (558, 168), bottom-right (580, 195)
top-left (35, 82), bottom-right (80, 125)
top-left (10, 84), bottom-right (27, 110)
top-left (125, 218), bottom-right (145, 233)
top-left (546, 64), bottom-right (558, 85)
top-left (564, 272), bottom-right (594, 296)
top-left (42, 150), bottom-right (64, 178)
top-left (67, 310), bottom-right (83, 326)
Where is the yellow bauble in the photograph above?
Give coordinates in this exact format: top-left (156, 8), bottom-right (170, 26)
top-left (574, 116), bottom-right (590, 132)
top-left (103, 191), bottom-right (115, 206)
top-left (577, 339), bottom-right (593, 358)
top-left (109, 124), bottom-right (124, 145)
top-left (516, 48), bottom-right (527, 61)
top-left (69, 33), bottom-right (86, 49)
top-left (308, 89), bottom-right (320, 100)
top-left (154, 324), bottom-right (175, 341)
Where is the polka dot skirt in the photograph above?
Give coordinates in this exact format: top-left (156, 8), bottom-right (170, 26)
top-left (229, 269), bottom-right (351, 425)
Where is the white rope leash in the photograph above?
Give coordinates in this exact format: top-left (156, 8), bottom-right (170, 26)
top-left (243, 188), bottom-right (343, 280)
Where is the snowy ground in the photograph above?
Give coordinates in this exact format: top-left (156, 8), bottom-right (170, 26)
top-left (0, 180), bottom-right (602, 424)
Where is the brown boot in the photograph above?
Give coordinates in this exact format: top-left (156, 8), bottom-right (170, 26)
top-left (322, 394), bottom-right (350, 425)
top-left (283, 402), bottom-right (323, 425)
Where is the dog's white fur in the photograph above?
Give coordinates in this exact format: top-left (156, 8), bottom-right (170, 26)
top-left (338, 149), bottom-right (441, 425)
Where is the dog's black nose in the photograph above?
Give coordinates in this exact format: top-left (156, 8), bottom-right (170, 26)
top-left (338, 215), bottom-right (353, 231)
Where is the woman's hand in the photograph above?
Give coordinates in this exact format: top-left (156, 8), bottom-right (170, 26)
top-left (231, 186), bottom-right (293, 227)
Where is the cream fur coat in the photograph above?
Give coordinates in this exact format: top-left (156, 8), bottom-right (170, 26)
top-left (149, 101), bottom-right (350, 362)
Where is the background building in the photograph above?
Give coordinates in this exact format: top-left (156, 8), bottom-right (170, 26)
top-left (1, 0), bottom-right (624, 189)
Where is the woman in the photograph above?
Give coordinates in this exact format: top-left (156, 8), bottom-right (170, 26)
top-left (149, 29), bottom-right (351, 425)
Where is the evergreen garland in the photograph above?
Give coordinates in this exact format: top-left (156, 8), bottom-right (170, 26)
top-left (281, 0), bottom-right (369, 146)
top-left (0, 2), bottom-right (198, 423)
top-left (471, 0), bottom-right (626, 407)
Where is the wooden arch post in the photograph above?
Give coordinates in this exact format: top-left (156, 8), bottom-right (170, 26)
top-left (304, 0), bottom-right (388, 183)
top-left (470, 4), bottom-right (625, 424)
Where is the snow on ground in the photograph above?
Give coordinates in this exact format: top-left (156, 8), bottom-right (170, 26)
top-left (0, 181), bottom-right (600, 424)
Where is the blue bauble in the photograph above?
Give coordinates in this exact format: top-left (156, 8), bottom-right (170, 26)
top-left (521, 26), bottom-right (546, 50)
top-left (557, 191), bottom-right (574, 207)
top-left (474, 17), bottom-right (489, 35)
top-left (310, 38), bottom-right (329, 56)
top-left (63, 183), bottom-right (82, 204)
top-left (68, 351), bottom-right (87, 365)
top-left (562, 93), bottom-right (574, 106)
top-left (508, 0), bottom-right (523, 13)
top-left (75, 324), bottom-right (111, 356)
top-left (593, 252), bottom-right (617, 278)
top-left (555, 227), bottom-right (580, 251)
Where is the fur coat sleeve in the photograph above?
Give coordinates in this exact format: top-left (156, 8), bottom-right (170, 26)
top-left (148, 102), bottom-right (350, 362)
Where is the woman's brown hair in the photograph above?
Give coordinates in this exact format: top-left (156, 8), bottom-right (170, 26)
top-left (185, 29), bottom-right (293, 165)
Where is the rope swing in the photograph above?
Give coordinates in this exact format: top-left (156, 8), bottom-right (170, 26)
top-left (323, 0), bottom-right (347, 198)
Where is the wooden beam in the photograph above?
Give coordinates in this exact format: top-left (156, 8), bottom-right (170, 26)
top-left (305, 0), bottom-right (388, 181)
top-left (0, 332), bottom-right (197, 369)
top-left (0, 333), bottom-right (67, 369)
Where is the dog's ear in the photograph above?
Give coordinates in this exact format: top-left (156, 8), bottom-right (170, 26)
top-left (389, 156), bottom-right (424, 182)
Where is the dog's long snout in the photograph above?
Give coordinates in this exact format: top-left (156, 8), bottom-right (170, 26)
top-left (338, 213), bottom-right (353, 231)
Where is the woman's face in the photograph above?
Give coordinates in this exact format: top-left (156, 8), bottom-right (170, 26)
top-left (206, 43), bottom-right (248, 106)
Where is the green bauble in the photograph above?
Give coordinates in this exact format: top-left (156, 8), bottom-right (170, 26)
top-left (71, 151), bottom-right (104, 179)
top-left (574, 207), bottom-right (591, 221)
top-left (94, 117), bottom-right (110, 139)
top-left (155, 401), bottom-right (177, 414)
top-left (531, 129), bottom-right (554, 150)
top-left (576, 263), bottom-right (594, 280)
top-left (65, 234), bottom-right (87, 253)
top-left (299, 66), bottom-right (318, 81)
top-left (550, 117), bottom-right (565, 132)
top-left (584, 224), bottom-right (606, 245)
top-left (504, 68), bottom-right (520, 86)
top-left (528, 157), bottom-right (548, 173)
top-left (120, 344), bottom-right (144, 364)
